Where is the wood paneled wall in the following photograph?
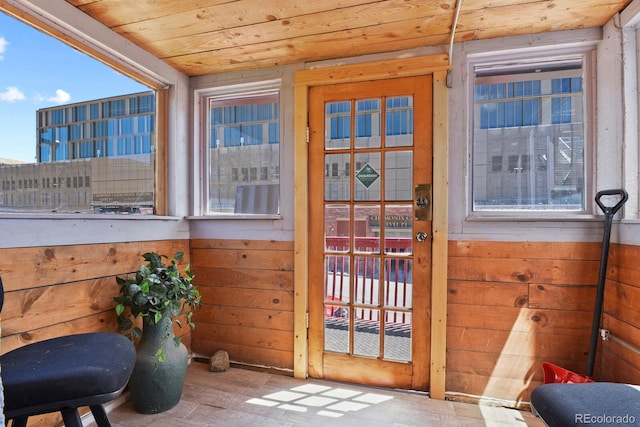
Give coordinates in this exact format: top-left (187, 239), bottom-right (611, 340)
top-left (601, 243), bottom-right (640, 384)
top-left (447, 240), bottom-right (602, 405)
top-left (190, 239), bottom-right (295, 370)
top-left (4, 236), bottom-right (640, 423)
top-left (0, 239), bottom-right (190, 427)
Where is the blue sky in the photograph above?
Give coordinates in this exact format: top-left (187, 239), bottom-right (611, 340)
top-left (0, 12), bottom-right (148, 163)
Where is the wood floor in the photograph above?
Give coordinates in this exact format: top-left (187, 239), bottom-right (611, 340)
top-left (90, 361), bottom-right (545, 426)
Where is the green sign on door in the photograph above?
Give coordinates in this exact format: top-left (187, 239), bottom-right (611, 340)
top-left (355, 163), bottom-right (380, 188)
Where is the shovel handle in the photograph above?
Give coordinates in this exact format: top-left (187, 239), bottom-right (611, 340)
top-left (595, 189), bottom-right (628, 217)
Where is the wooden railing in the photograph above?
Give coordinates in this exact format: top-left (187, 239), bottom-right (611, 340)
top-left (324, 236), bottom-right (412, 324)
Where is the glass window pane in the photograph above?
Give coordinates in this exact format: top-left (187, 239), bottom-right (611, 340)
top-left (384, 311), bottom-right (411, 362)
top-left (207, 92), bottom-right (280, 215)
top-left (325, 255), bottom-right (350, 304)
top-left (325, 101), bottom-right (351, 150)
top-left (473, 60), bottom-right (585, 212)
top-left (384, 204), bottom-right (413, 255)
top-left (354, 205), bottom-right (380, 253)
top-left (384, 258), bottom-right (412, 309)
top-left (325, 153), bottom-right (350, 201)
top-left (354, 309), bottom-right (380, 357)
top-left (385, 151), bottom-right (412, 201)
top-left (385, 96), bottom-right (413, 147)
top-left (325, 204), bottom-right (350, 252)
top-left (1, 10), bottom-right (156, 215)
top-left (354, 256), bottom-right (380, 306)
top-left (325, 308), bottom-right (349, 354)
top-left (355, 98), bottom-right (381, 149)
top-left (325, 255), bottom-right (350, 354)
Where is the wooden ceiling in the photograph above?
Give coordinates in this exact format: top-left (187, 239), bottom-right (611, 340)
top-left (65, 0), bottom-right (633, 77)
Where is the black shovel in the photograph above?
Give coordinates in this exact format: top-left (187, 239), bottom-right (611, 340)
top-left (586, 189), bottom-right (628, 377)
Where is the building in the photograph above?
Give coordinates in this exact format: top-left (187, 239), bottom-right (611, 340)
top-left (0, 92), bottom-right (155, 213)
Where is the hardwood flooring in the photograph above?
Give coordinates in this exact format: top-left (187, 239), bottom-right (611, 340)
top-left (90, 361), bottom-right (545, 426)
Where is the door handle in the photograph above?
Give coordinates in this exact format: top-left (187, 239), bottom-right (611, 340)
top-left (415, 232), bottom-right (428, 242)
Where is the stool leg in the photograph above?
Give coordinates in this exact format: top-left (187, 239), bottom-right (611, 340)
top-left (60, 408), bottom-right (83, 427)
top-left (90, 405), bottom-right (112, 427)
top-left (9, 416), bottom-right (28, 427)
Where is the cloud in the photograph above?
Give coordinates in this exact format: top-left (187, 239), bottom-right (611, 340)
top-left (34, 89), bottom-right (72, 104)
top-left (0, 36), bottom-right (7, 60)
top-left (0, 86), bottom-right (25, 102)
top-left (48, 89), bottom-right (71, 103)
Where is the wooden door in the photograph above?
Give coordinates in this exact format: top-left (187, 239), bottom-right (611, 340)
top-left (308, 76), bottom-right (433, 390)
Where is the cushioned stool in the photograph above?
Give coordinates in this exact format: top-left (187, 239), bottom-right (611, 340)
top-left (531, 382), bottom-right (640, 426)
top-left (0, 278), bottom-right (135, 427)
top-left (1, 332), bottom-right (135, 427)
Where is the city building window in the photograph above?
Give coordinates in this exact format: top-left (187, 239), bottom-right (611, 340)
top-left (472, 55), bottom-right (590, 213)
top-left (203, 88), bottom-right (280, 215)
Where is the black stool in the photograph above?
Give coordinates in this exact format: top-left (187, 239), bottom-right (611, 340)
top-left (1, 279), bottom-right (135, 427)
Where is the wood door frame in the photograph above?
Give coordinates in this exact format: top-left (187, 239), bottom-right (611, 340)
top-left (293, 54), bottom-right (450, 399)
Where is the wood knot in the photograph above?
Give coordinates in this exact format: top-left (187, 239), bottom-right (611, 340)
top-left (272, 298), bottom-right (280, 304)
top-left (513, 270), bottom-right (533, 282)
top-left (515, 295), bottom-right (528, 307)
top-left (530, 312), bottom-right (548, 326)
top-left (44, 248), bottom-right (55, 260)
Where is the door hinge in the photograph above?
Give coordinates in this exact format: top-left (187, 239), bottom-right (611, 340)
top-left (306, 126), bottom-right (310, 144)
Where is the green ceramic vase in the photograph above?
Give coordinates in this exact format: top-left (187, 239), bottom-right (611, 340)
top-left (128, 311), bottom-right (188, 414)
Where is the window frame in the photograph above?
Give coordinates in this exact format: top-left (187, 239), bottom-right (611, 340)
top-left (0, 5), bottom-right (171, 218)
top-left (467, 48), bottom-right (596, 220)
top-left (194, 80), bottom-right (283, 218)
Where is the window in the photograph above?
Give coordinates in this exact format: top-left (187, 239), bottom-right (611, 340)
top-left (0, 12), bottom-right (156, 215)
top-left (472, 56), bottom-right (589, 212)
top-left (203, 89), bottom-right (280, 215)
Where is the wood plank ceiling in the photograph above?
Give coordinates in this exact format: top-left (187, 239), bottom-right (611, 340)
top-left (66, 0), bottom-right (633, 77)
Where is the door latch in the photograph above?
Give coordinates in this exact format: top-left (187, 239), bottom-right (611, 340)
top-left (415, 183), bottom-right (432, 221)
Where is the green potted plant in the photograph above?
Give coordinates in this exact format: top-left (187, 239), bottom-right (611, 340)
top-left (114, 251), bottom-right (202, 414)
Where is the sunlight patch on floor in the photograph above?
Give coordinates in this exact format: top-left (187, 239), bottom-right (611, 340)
top-left (246, 383), bottom-right (394, 418)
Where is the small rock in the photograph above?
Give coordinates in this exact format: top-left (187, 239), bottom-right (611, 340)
top-left (209, 350), bottom-right (230, 372)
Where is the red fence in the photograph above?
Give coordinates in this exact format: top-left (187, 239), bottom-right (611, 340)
top-left (324, 236), bottom-right (412, 324)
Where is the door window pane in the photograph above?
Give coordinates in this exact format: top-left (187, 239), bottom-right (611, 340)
top-left (355, 99), bottom-right (381, 149)
top-left (384, 311), bottom-right (411, 361)
top-left (325, 101), bottom-right (351, 150)
top-left (384, 204), bottom-right (413, 255)
top-left (354, 205), bottom-right (380, 253)
top-left (325, 153), bottom-right (350, 201)
top-left (325, 255), bottom-right (350, 304)
top-left (385, 151), bottom-right (412, 200)
top-left (354, 309), bottom-right (380, 357)
top-left (385, 96), bottom-right (413, 147)
top-left (325, 204), bottom-right (350, 252)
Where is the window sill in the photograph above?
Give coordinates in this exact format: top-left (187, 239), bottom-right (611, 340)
top-left (0, 213), bottom-right (180, 220)
top-left (185, 214), bottom-right (283, 220)
top-left (465, 213), bottom-right (602, 222)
